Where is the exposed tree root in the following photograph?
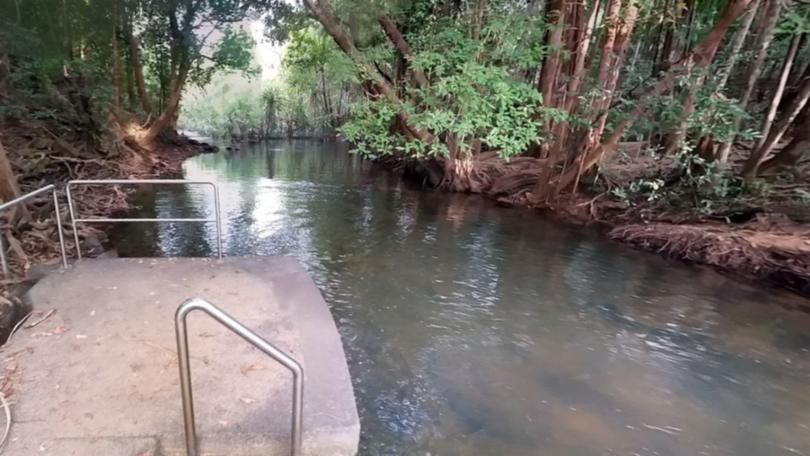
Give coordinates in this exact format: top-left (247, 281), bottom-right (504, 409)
top-left (610, 222), bottom-right (810, 298)
top-left (0, 119), bottom-right (214, 294)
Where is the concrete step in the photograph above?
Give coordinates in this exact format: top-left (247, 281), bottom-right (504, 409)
top-left (1, 257), bottom-right (360, 455)
top-left (6, 434), bottom-right (159, 455)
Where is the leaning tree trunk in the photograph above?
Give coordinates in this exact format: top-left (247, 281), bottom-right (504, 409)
top-left (758, 106), bottom-right (810, 174)
top-left (693, 0), bottom-right (759, 159)
top-left (744, 65), bottom-right (810, 176)
top-left (378, 14), bottom-right (429, 88)
top-left (142, 56), bottom-right (189, 143)
top-left (305, 0), bottom-right (429, 140)
top-left (717, 0), bottom-right (784, 163)
top-left (716, 0), bottom-right (760, 90)
top-left (742, 31), bottom-right (804, 176)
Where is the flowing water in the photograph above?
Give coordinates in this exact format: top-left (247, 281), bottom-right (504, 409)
top-left (110, 140), bottom-right (810, 456)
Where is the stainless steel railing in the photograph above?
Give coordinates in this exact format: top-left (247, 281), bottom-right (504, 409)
top-left (174, 298), bottom-right (304, 456)
top-left (0, 185), bottom-right (68, 276)
top-left (66, 179), bottom-right (223, 259)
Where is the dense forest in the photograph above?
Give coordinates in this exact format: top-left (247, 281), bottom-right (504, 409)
top-left (0, 0), bottom-right (808, 293)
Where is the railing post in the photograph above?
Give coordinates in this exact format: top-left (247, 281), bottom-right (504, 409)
top-left (0, 233), bottom-right (7, 276)
top-left (52, 190), bottom-right (68, 268)
top-left (174, 298), bottom-right (304, 456)
top-left (0, 185), bottom-right (68, 274)
top-left (66, 183), bottom-right (82, 260)
top-left (175, 303), bottom-right (198, 456)
top-left (213, 184), bottom-right (223, 259)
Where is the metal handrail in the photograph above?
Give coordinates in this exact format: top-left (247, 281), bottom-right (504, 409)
top-left (0, 185), bottom-right (68, 275)
top-left (174, 298), bottom-right (304, 456)
top-left (66, 179), bottom-right (223, 259)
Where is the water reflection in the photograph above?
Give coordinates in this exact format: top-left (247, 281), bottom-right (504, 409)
top-left (112, 140), bottom-right (810, 456)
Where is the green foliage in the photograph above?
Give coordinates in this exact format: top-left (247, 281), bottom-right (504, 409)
top-left (340, 100), bottom-right (408, 158)
top-left (208, 29), bottom-right (259, 79)
top-left (340, 11), bottom-right (559, 159)
top-left (282, 27), bottom-right (356, 133)
top-left (690, 83), bottom-right (756, 144)
top-left (778, 5), bottom-right (810, 35)
top-left (181, 75), bottom-right (266, 138)
top-left (611, 178), bottom-right (666, 204)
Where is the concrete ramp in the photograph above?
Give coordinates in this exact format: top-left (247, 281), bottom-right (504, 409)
top-left (2, 257), bottom-right (360, 455)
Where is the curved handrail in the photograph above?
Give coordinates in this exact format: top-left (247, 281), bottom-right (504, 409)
top-left (174, 298), bottom-right (304, 456)
top-left (0, 185), bottom-right (67, 275)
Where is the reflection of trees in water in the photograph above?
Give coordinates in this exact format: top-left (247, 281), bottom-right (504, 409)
top-left (155, 184), bottom-right (213, 257)
top-left (111, 184), bottom-right (212, 257)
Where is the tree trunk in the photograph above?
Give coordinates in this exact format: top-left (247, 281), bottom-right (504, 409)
top-left (550, 0), bottom-right (753, 196)
top-left (742, 32), bottom-right (803, 176)
top-left (127, 23), bottom-right (154, 115)
top-left (717, 0), bottom-right (784, 163)
top-left (304, 0), bottom-right (433, 143)
top-left (572, 0), bottom-right (638, 192)
top-left (692, 0), bottom-right (759, 158)
top-left (716, 0), bottom-right (760, 90)
top-left (538, 0), bottom-right (566, 109)
top-left (378, 14), bottom-right (429, 88)
top-left (563, 0), bottom-right (600, 115)
top-left (472, 0), bottom-right (488, 40)
top-left (655, 4), bottom-right (675, 75)
top-left (581, 0), bottom-right (623, 152)
top-left (758, 112), bottom-right (810, 173)
top-left (0, 140), bottom-right (20, 203)
top-left (111, 11), bottom-right (121, 116)
top-left (661, 72), bottom-right (703, 155)
top-left (142, 61), bottom-right (188, 143)
top-left (319, 66), bottom-right (333, 129)
top-left (743, 63), bottom-right (810, 176)
top-left (540, 0), bottom-right (600, 196)
top-left (0, 42), bottom-right (8, 99)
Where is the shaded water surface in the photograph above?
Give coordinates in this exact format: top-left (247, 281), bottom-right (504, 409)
top-left (112, 140), bottom-right (810, 456)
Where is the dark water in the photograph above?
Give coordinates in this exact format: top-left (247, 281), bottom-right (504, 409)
top-left (111, 140), bottom-right (810, 456)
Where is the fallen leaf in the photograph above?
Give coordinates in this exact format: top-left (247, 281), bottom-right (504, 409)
top-left (239, 363), bottom-right (265, 375)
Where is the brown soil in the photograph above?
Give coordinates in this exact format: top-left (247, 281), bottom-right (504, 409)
top-left (0, 121), bottom-right (214, 340)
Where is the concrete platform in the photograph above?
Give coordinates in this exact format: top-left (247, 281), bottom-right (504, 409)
top-left (1, 257), bottom-right (360, 455)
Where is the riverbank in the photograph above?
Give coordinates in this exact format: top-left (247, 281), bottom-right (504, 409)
top-left (0, 121), bottom-right (214, 341)
top-left (387, 143), bottom-right (810, 299)
top-left (551, 201), bottom-right (810, 301)
top-left (568, 146), bottom-right (810, 300)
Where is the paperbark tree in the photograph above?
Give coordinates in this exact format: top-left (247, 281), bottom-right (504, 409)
top-left (742, 32), bottom-right (805, 176)
top-left (716, 0), bottom-right (784, 163)
top-left (551, 0), bottom-right (754, 195)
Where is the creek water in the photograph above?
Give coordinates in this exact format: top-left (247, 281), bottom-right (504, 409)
top-left (110, 140), bottom-right (810, 456)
